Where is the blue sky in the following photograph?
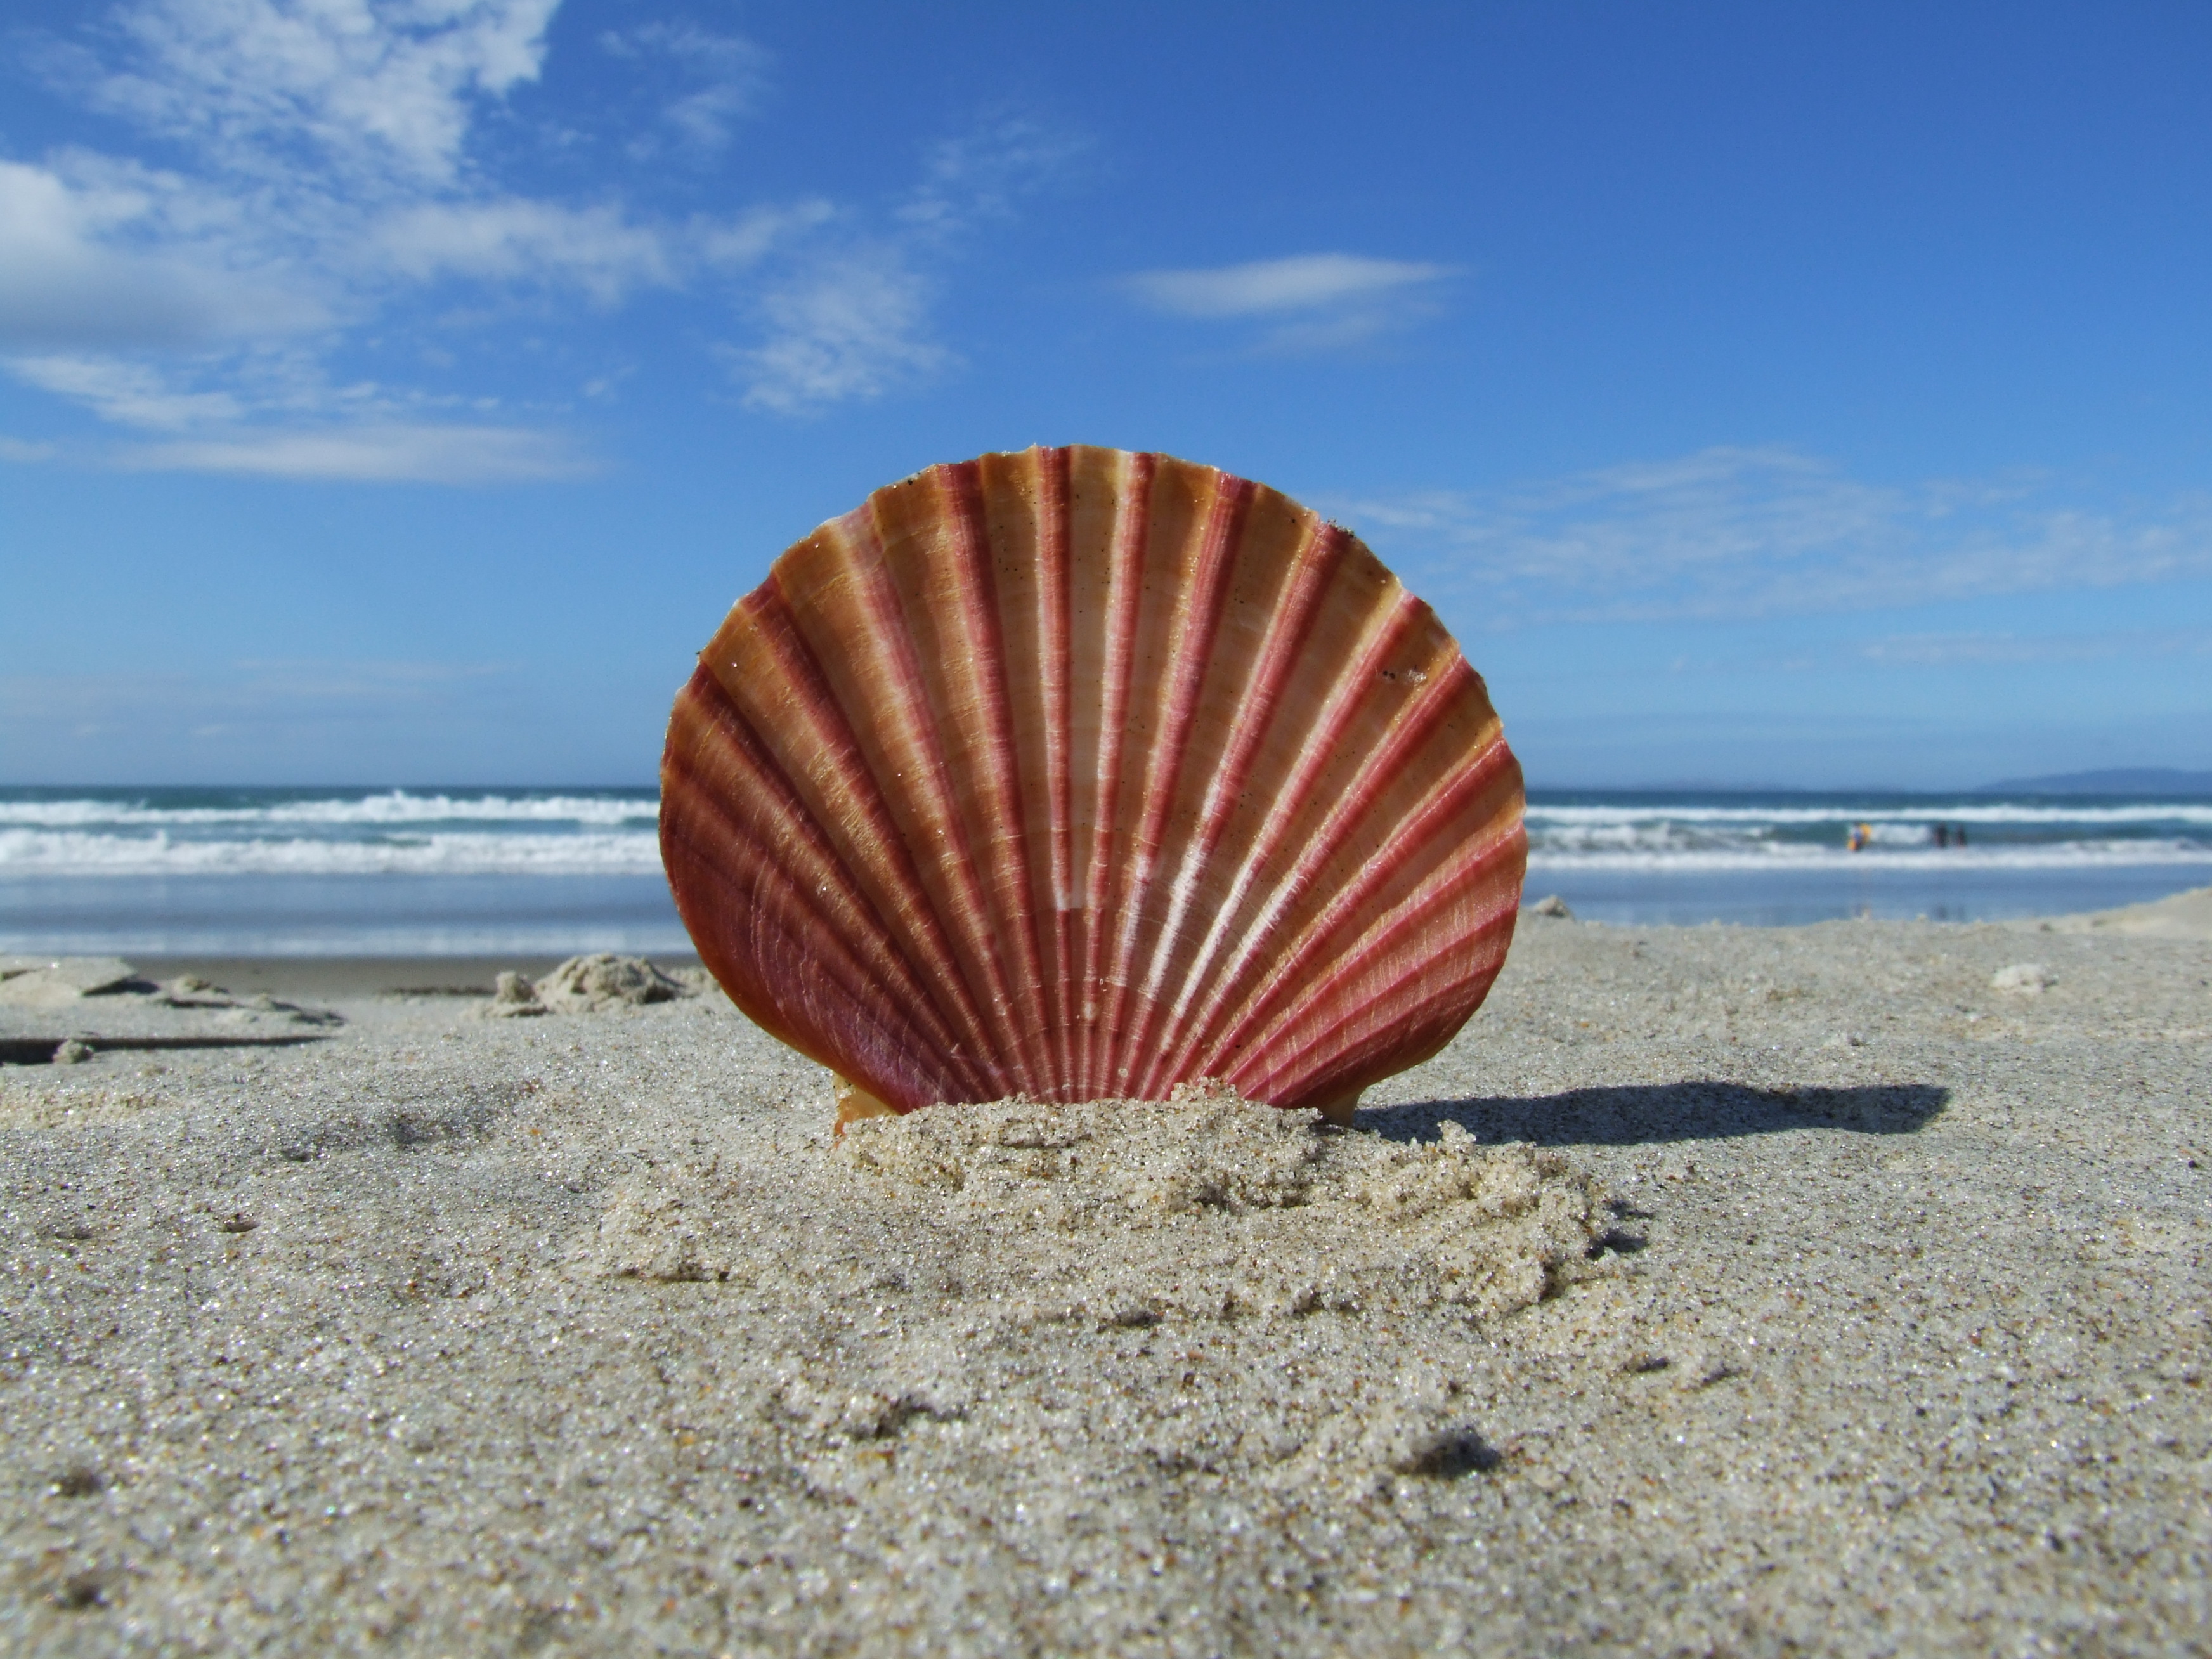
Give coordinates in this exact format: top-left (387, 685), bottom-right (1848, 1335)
top-left (3, 0), bottom-right (2209, 788)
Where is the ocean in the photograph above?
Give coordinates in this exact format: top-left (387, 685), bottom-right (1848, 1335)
top-left (2, 785), bottom-right (2208, 956)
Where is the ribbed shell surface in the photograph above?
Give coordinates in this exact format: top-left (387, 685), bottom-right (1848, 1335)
top-left (660, 446), bottom-right (1526, 1115)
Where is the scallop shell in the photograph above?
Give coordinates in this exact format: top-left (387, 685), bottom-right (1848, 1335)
top-left (660, 446), bottom-right (1525, 1124)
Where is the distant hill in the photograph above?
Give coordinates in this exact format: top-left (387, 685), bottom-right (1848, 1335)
top-left (1974, 767), bottom-right (2212, 797)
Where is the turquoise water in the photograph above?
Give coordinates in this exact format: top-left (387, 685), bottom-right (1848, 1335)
top-left (1, 785), bottom-right (2206, 953)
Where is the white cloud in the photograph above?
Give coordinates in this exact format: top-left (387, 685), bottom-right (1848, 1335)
top-left (1339, 447), bottom-right (2212, 624)
top-left (1128, 254), bottom-right (1452, 318)
top-left (0, 437), bottom-right (59, 462)
top-left (0, 157), bottom-right (328, 348)
top-left (601, 22), bottom-right (771, 155)
top-left (663, 79), bottom-right (751, 153)
top-left (1, 3), bottom-right (1068, 469)
top-left (722, 119), bottom-right (1075, 412)
top-left (0, 0), bottom-right (606, 465)
top-left (372, 198), bottom-right (675, 302)
top-left (732, 249), bottom-right (949, 413)
top-left (1125, 253), bottom-right (1454, 355)
top-left (119, 422), bottom-right (593, 481)
top-left (92, 0), bottom-right (559, 186)
top-left (1258, 306), bottom-right (1433, 355)
top-left (8, 353), bottom-right (244, 429)
top-left (0, 1), bottom-right (588, 462)
top-left (898, 117), bottom-right (1086, 238)
top-left (695, 200), bottom-right (836, 270)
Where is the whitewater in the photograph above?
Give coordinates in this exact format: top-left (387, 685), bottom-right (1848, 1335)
top-left (2, 786), bottom-right (2208, 951)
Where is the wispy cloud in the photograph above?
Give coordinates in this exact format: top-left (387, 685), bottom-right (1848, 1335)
top-left (696, 200), bottom-right (836, 270)
top-left (1130, 254), bottom-right (1451, 317)
top-left (84, 0), bottom-right (559, 186)
top-left (599, 22), bottom-right (771, 157)
top-left (898, 117), bottom-right (1088, 238)
top-left (370, 198), bottom-right (676, 301)
top-left (8, 353), bottom-right (244, 428)
top-left (1126, 252), bottom-right (1455, 353)
top-left (2, 0), bottom-right (580, 474)
top-left (1, 3), bottom-right (1065, 476)
top-left (724, 116), bottom-right (1077, 413)
top-left (732, 249), bottom-right (948, 413)
top-left (119, 422), bottom-right (593, 483)
top-left (0, 153), bottom-right (330, 350)
top-left (1338, 446), bottom-right (2212, 624)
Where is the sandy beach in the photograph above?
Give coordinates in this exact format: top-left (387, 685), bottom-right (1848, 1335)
top-left (2, 896), bottom-right (2207, 1655)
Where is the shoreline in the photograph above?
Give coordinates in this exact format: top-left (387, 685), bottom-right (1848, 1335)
top-left (118, 953), bottom-right (704, 1000)
top-left (54, 880), bottom-right (2212, 994)
top-left (5, 872), bottom-right (2208, 967)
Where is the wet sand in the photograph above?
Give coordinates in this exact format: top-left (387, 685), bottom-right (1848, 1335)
top-left (1, 893), bottom-right (2207, 1654)
top-left (120, 957), bottom-right (653, 1003)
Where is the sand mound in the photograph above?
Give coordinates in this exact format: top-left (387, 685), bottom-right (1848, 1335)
top-left (534, 952), bottom-right (693, 1010)
top-left (0, 956), bottom-right (145, 1004)
top-left (476, 953), bottom-right (707, 1017)
top-left (1991, 961), bottom-right (2057, 994)
top-left (595, 1091), bottom-right (1613, 1327)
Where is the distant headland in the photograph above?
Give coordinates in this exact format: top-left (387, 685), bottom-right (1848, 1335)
top-left (1974, 767), bottom-right (2212, 797)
